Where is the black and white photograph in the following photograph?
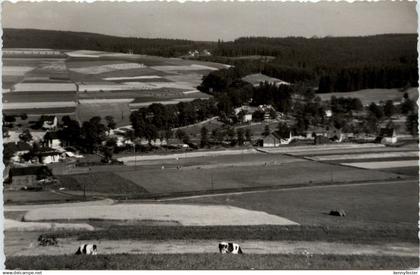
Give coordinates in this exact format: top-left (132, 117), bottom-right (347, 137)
top-left (1, 0), bottom-right (419, 270)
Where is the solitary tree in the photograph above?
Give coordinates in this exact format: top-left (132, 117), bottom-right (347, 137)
top-left (175, 129), bottom-right (190, 144)
top-left (105, 116), bottom-right (116, 130)
top-left (200, 126), bottom-right (209, 148)
top-left (383, 100), bottom-right (395, 118)
top-left (19, 129), bottom-right (32, 143)
top-left (262, 125), bottom-right (270, 137)
top-left (101, 138), bottom-right (117, 163)
top-left (226, 127), bottom-right (235, 141)
top-left (406, 112), bottom-right (418, 136)
top-left (368, 103), bottom-right (384, 120)
top-left (20, 113), bottom-right (28, 120)
top-left (401, 98), bottom-right (415, 115)
top-left (236, 128), bottom-right (245, 145)
top-left (277, 122), bottom-right (290, 138)
top-left (245, 128), bottom-right (252, 141)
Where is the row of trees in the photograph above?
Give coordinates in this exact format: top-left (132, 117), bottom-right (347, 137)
top-left (317, 65), bottom-right (417, 93)
top-left (207, 35), bottom-right (418, 93)
top-left (4, 28), bottom-right (212, 58)
top-left (199, 126), bottom-right (253, 147)
top-left (129, 99), bottom-right (219, 141)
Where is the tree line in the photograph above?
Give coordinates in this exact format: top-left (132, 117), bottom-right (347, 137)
top-left (3, 28), bottom-right (213, 57)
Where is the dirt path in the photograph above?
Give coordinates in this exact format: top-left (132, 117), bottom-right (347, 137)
top-left (6, 239), bottom-right (417, 257)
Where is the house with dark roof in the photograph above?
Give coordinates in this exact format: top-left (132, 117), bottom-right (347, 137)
top-left (261, 131), bottom-right (293, 147)
top-left (6, 165), bottom-right (52, 190)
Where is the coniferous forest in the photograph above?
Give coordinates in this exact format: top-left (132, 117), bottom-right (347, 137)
top-left (4, 29), bottom-right (418, 93)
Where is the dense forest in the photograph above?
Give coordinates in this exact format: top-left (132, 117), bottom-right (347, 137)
top-left (204, 35), bottom-right (418, 92)
top-left (3, 28), bottom-right (213, 57)
top-left (4, 29), bottom-right (418, 92)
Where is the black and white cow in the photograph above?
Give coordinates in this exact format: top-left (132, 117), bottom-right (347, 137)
top-left (218, 242), bottom-right (243, 254)
top-left (75, 243), bottom-right (98, 255)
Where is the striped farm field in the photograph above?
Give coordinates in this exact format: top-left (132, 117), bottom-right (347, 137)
top-left (69, 63), bottom-right (145, 74)
top-left (308, 151), bottom-right (418, 161)
top-left (13, 82), bottom-right (77, 92)
top-left (3, 101), bottom-right (77, 110)
top-left (103, 75), bottom-right (163, 81)
top-left (23, 204), bottom-right (298, 226)
top-left (341, 160), bottom-right (418, 169)
top-left (3, 66), bottom-right (34, 76)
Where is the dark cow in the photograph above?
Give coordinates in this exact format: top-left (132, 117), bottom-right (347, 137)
top-left (329, 209), bottom-right (346, 217)
top-left (218, 242), bottom-right (243, 254)
top-left (75, 243), bottom-right (98, 255)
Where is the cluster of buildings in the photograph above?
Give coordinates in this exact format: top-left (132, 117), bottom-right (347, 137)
top-left (185, 49), bottom-right (212, 58)
top-left (260, 126), bottom-right (398, 148)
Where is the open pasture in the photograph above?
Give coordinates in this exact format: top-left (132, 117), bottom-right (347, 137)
top-left (76, 101), bottom-right (131, 126)
top-left (341, 160), bottom-right (418, 169)
top-left (307, 151), bottom-right (418, 161)
top-left (4, 190), bottom-right (77, 204)
top-left (56, 172), bottom-right (147, 195)
top-left (69, 62), bottom-right (145, 75)
top-left (8, 253), bottom-right (418, 270)
top-left (3, 101), bottom-right (77, 110)
top-left (173, 180), bottom-right (418, 228)
top-left (116, 155), bottom-right (401, 194)
top-left (7, 239), bottom-right (417, 258)
top-left (3, 107), bottom-right (76, 116)
top-left (2, 66), bottom-right (34, 76)
top-left (23, 203), bottom-right (297, 226)
top-left (290, 143), bottom-right (417, 157)
top-left (13, 82), bottom-right (77, 92)
top-left (5, 219), bottom-right (94, 232)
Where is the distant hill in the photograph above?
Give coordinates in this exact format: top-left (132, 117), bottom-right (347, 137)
top-left (203, 34), bottom-right (419, 92)
top-left (215, 34), bottom-right (418, 67)
top-left (3, 28), bottom-right (215, 57)
top-left (4, 29), bottom-right (418, 92)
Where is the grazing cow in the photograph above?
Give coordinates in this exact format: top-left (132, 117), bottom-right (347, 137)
top-left (75, 243), bottom-right (98, 255)
top-left (329, 209), bottom-right (346, 217)
top-left (218, 242), bottom-right (243, 254)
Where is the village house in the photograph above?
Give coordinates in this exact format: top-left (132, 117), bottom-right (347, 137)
top-left (5, 165), bottom-right (53, 190)
top-left (41, 116), bottom-right (58, 130)
top-left (377, 128), bottom-right (398, 144)
top-left (6, 141), bottom-right (32, 163)
top-left (261, 131), bottom-right (293, 147)
top-left (166, 138), bottom-right (189, 149)
top-left (234, 106), bottom-right (255, 123)
top-left (150, 138), bottom-right (168, 147)
top-left (43, 131), bottom-right (62, 150)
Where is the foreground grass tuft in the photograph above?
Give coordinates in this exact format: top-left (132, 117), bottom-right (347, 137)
top-left (6, 254), bottom-right (419, 270)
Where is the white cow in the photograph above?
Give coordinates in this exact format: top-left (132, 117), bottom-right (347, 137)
top-left (75, 243), bottom-right (98, 255)
top-left (218, 242), bottom-right (243, 254)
